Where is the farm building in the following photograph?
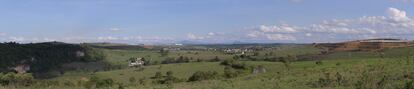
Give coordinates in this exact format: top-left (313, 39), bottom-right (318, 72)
top-left (129, 58), bottom-right (145, 68)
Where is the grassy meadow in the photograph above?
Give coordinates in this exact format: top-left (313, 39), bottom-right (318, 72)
top-left (3, 44), bottom-right (414, 89)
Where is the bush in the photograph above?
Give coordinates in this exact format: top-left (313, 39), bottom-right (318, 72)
top-left (404, 80), bottom-right (414, 89)
top-left (129, 77), bottom-right (136, 83)
top-left (316, 60), bottom-right (323, 65)
top-left (161, 57), bottom-right (176, 64)
top-left (96, 78), bottom-right (114, 88)
top-left (152, 72), bottom-right (163, 79)
top-left (188, 71), bottom-right (219, 82)
top-left (176, 56), bottom-right (190, 63)
top-left (161, 56), bottom-right (190, 64)
top-left (157, 71), bottom-right (183, 84)
top-left (83, 76), bottom-right (115, 89)
top-left (220, 59), bottom-right (248, 70)
top-left (224, 66), bottom-right (241, 78)
top-left (231, 62), bottom-right (248, 70)
top-left (309, 72), bottom-right (348, 88)
top-left (211, 56), bottom-right (221, 62)
top-left (0, 72), bottom-right (34, 86)
top-left (220, 59), bottom-right (238, 66)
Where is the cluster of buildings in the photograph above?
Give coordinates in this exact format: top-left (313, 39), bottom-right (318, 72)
top-left (128, 58), bottom-right (145, 68)
top-left (223, 48), bottom-right (253, 54)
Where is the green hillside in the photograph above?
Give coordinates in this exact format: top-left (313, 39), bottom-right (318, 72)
top-left (2, 43), bottom-right (414, 89)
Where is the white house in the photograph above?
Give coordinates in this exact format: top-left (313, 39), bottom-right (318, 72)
top-left (129, 58), bottom-right (145, 68)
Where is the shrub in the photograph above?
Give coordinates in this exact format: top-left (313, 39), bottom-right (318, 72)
top-left (153, 72), bottom-right (163, 79)
top-left (188, 71), bottom-right (219, 82)
top-left (404, 80), bottom-right (414, 89)
top-left (83, 76), bottom-right (115, 89)
top-left (231, 62), bottom-right (248, 70)
top-left (139, 78), bottom-right (147, 85)
top-left (211, 56), bottom-right (221, 62)
top-left (316, 60), bottom-right (323, 65)
top-left (95, 78), bottom-right (114, 88)
top-left (129, 77), bottom-right (136, 83)
top-left (176, 56), bottom-right (190, 63)
top-left (220, 59), bottom-right (248, 70)
top-left (0, 72), bottom-right (34, 86)
top-left (157, 71), bottom-right (183, 84)
top-left (224, 66), bottom-right (240, 78)
top-left (309, 72), bottom-right (348, 88)
top-left (161, 57), bottom-right (176, 64)
top-left (220, 59), bottom-right (238, 66)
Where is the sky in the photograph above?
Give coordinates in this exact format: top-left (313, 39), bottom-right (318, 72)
top-left (0, 0), bottom-right (413, 44)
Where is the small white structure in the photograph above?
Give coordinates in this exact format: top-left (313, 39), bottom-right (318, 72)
top-left (13, 64), bottom-right (30, 74)
top-left (129, 58), bottom-right (145, 68)
top-left (76, 51), bottom-right (85, 57)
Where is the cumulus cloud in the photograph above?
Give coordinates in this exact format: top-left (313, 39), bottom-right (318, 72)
top-left (266, 34), bottom-right (296, 40)
top-left (258, 24), bottom-right (298, 33)
top-left (245, 7), bottom-right (414, 42)
top-left (387, 7), bottom-right (410, 22)
top-left (187, 33), bottom-right (205, 40)
top-left (208, 32), bottom-right (216, 36)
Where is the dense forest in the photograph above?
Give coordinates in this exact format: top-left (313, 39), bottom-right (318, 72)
top-left (0, 42), bottom-right (105, 74)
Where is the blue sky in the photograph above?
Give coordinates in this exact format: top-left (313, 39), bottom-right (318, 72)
top-left (0, 0), bottom-right (413, 44)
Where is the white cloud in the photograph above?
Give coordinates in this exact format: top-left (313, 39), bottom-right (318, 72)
top-left (245, 7), bottom-right (414, 42)
top-left (187, 33), bottom-right (205, 40)
top-left (208, 32), bottom-right (216, 36)
top-left (387, 7), bottom-right (407, 18)
top-left (387, 7), bottom-right (410, 22)
top-left (305, 33), bottom-right (312, 37)
top-left (258, 24), bottom-right (298, 33)
top-left (266, 34), bottom-right (296, 40)
top-left (247, 31), bottom-right (263, 38)
top-left (109, 28), bottom-right (121, 31)
top-left (98, 36), bottom-right (119, 40)
top-left (8, 36), bottom-right (25, 42)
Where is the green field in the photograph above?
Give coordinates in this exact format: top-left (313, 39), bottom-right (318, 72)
top-left (10, 57), bottom-right (414, 89)
top-left (3, 45), bottom-right (414, 89)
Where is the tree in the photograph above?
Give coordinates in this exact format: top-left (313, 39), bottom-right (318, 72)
top-left (176, 56), bottom-right (190, 63)
top-left (282, 55), bottom-right (297, 70)
top-left (224, 66), bottom-right (239, 78)
top-left (0, 72), bottom-right (34, 86)
top-left (211, 56), bottom-right (220, 62)
top-left (83, 76), bottom-right (115, 89)
top-left (166, 71), bottom-right (174, 77)
top-left (188, 71), bottom-right (218, 82)
top-left (159, 71), bottom-right (182, 84)
top-left (153, 72), bottom-right (163, 79)
top-left (253, 52), bottom-right (260, 56)
top-left (160, 49), bottom-right (169, 57)
top-left (220, 59), bottom-right (237, 66)
top-left (129, 77), bottom-right (136, 83)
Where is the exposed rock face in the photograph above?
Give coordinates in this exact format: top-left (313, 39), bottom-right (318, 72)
top-left (314, 38), bottom-right (413, 52)
top-left (14, 64), bottom-right (30, 74)
top-left (252, 65), bottom-right (266, 74)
